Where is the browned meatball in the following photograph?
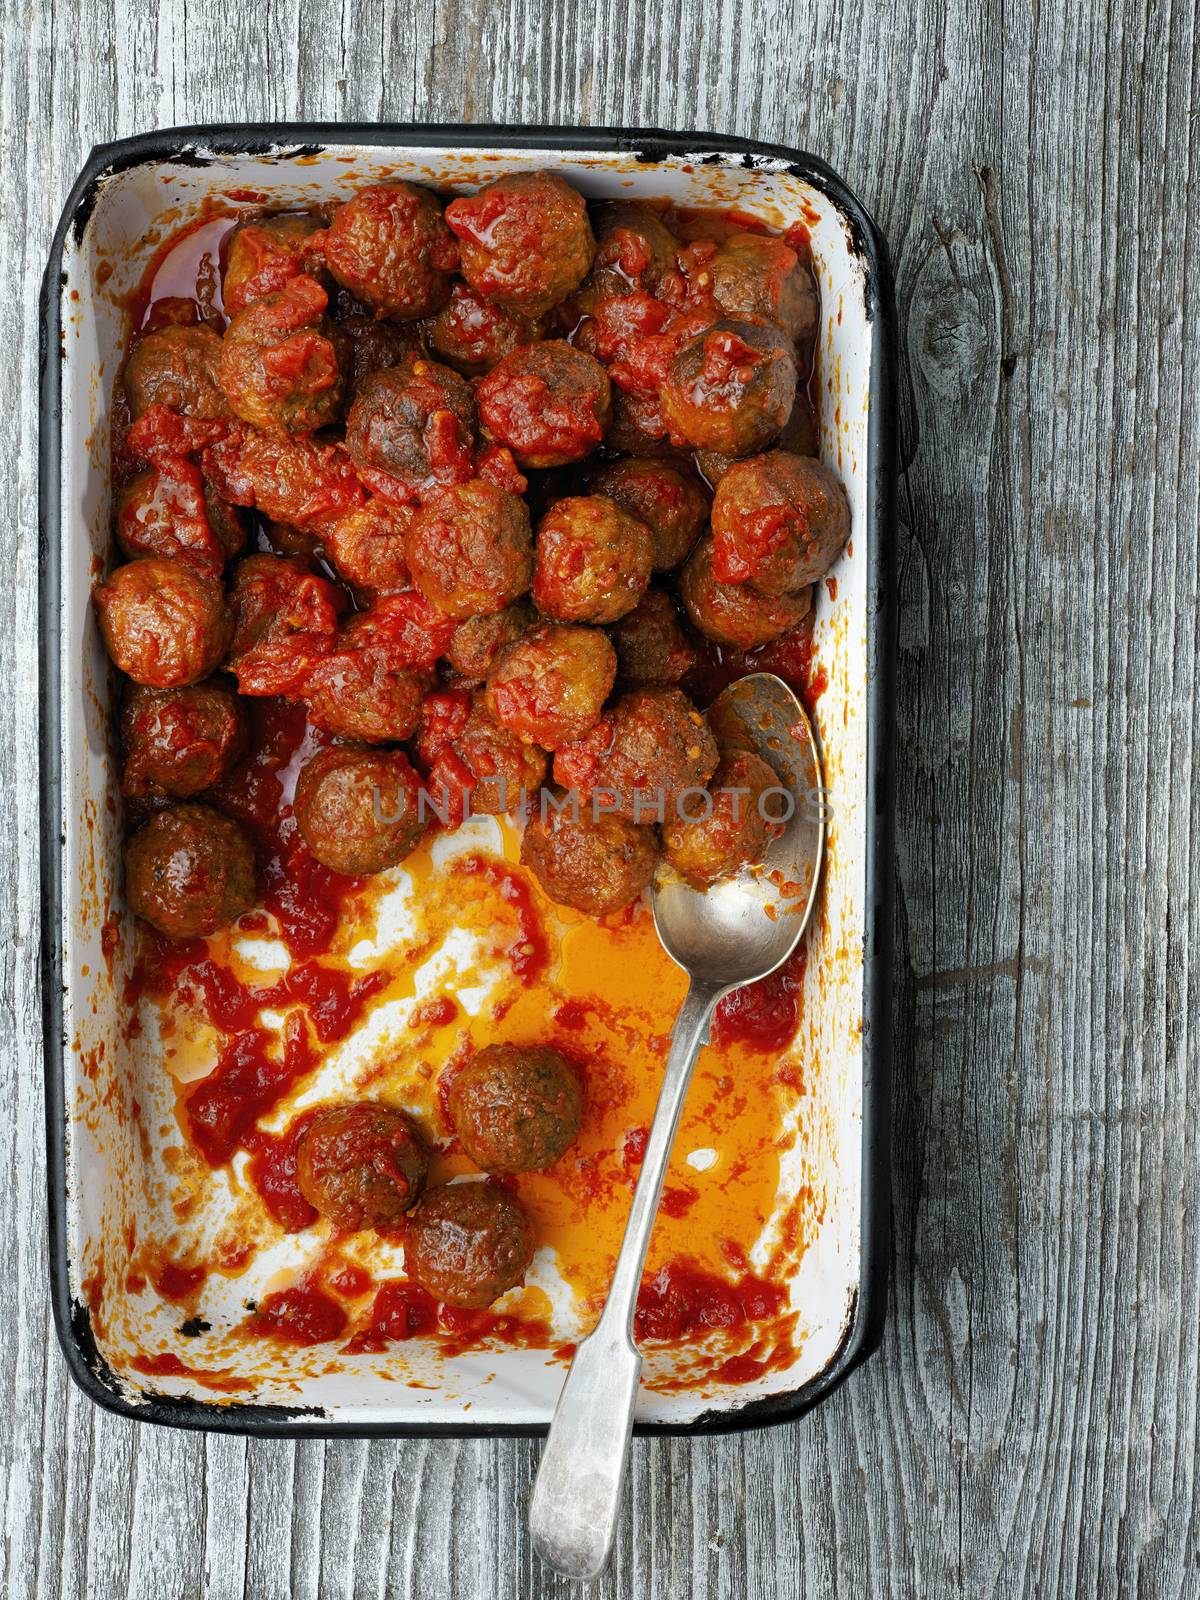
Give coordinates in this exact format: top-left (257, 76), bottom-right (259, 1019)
top-left (552, 687), bottom-right (719, 824)
top-left (116, 462), bottom-right (230, 573)
top-left (486, 623), bottom-right (616, 748)
top-left (709, 232), bottom-right (817, 350)
top-left (445, 598), bottom-right (534, 682)
top-left (428, 282), bottom-right (543, 376)
top-left (226, 554), bottom-right (342, 696)
top-left (122, 325), bottom-right (228, 420)
top-left (679, 536), bottom-right (812, 648)
top-left (661, 749), bottom-right (786, 886)
top-left (219, 276), bottom-right (346, 436)
top-left (710, 451), bottom-right (850, 594)
top-left (660, 319), bottom-right (796, 456)
top-left (445, 172), bottom-right (595, 315)
top-left (589, 458), bottom-right (708, 572)
top-left (121, 681), bottom-right (248, 799)
top-left (300, 615), bottom-right (428, 745)
top-left (417, 688), bottom-right (547, 820)
top-left (447, 1044), bottom-right (582, 1173)
top-left (345, 358), bottom-right (476, 502)
top-left (322, 498), bottom-right (414, 592)
top-left (404, 1181), bottom-right (535, 1308)
top-left (222, 212), bottom-right (329, 317)
top-left (532, 495), bottom-right (652, 624)
top-left (338, 313), bottom-right (425, 398)
top-left (574, 201), bottom-right (679, 312)
top-left (404, 480), bottom-right (533, 620)
top-left (94, 559), bottom-right (233, 689)
top-left (124, 803), bottom-right (256, 939)
top-left (293, 746), bottom-right (426, 875)
top-left (322, 181), bottom-right (458, 318)
top-left (477, 341), bottom-right (611, 469)
top-left (611, 588), bottom-right (697, 688)
top-left (295, 1103), bottom-right (429, 1231)
top-left (521, 795), bottom-right (659, 916)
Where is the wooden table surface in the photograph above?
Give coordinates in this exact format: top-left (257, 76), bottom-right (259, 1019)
top-left (5, 2), bottom-right (1196, 1595)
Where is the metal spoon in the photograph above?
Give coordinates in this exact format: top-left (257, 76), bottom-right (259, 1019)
top-left (529, 672), bottom-right (826, 1581)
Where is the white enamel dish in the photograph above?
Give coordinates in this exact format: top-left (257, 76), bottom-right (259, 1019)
top-left (39, 124), bottom-right (897, 1436)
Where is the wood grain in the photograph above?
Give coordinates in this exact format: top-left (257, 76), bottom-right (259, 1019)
top-left (3, 0), bottom-right (1198, 1594)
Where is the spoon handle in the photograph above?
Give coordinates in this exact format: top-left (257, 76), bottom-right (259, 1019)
top-left (529, 977), bottom-right (722, 1580)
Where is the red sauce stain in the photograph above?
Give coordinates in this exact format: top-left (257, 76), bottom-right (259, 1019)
top-left (712, 946), bottom-right (807, 1054)
top-left (244, 1110), bottom-right (320, 1232)
top-left (553, 998), bottom-right (589, 1030)
top-left (151, 1260), bottom-right (207, 1301)
top-left (185, 1011), bottom-right (319, 1167)
top-left (187, 957), bottom-right (389, 1043)
top-left (130, 1352), bottom-right (253, 1394)
top-left (245, 1283), bottom-right (347, 1346)
top-left (634, 1259), bottom-right (787, 1344)
top-left (660, 1185), bottom-right (699, 1218)
top-left (344, 1280), bottom-right (439, 1352)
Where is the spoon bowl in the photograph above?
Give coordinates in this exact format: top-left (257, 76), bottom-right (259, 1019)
top-left (530, 673), bottom-right (826, 1582)
top-left (652, 672), bottom-right (825, 987)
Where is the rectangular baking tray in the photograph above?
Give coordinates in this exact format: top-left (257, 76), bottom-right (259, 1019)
top-left (39, 123), bottom-right (897, 1436)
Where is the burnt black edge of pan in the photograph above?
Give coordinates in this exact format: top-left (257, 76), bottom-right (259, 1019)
top-left (39, 122), bottom-right (897, 1439)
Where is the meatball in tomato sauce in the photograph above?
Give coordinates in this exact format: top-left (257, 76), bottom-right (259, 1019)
top-left (589, 457), bottom-right (708, 572)
top-left (521, 795), bottom-right (659, 917)
top-left (218, 276), bottom-right (346, 436)
top-left (575, 200), bottom-right (679, 312)
top-left (445, 597), bottom-right (534, 683)
top-left (116, 461), bottom-right (241, 573)
top-left (477, 341), bottom-right (611, 469)
top-left (346, 357), bottom-right (476, 502)
top-left (293, 745), bottom-right (425, 876)
top-left (322, 181), bottom-right (458, 318)
top-left (404, 480), bottom-right (533, 620)
top-left (709, 231), bottom-right (817, 351)
top-left (222, 212), bottom-right (329, 317)
top-left (445, 171), bottom-right (595, 315)
top-left (611, 588), bottom-right (697, 689)
top-left (710, 450), bottom-right (850, 594)
top-left (123, 324), bottom-right (228, 421)
top-left (447, 1044), bottom-right (582, 1174)
top-left (553, 687), bottom-right (718, 824)
top-left (661, 749), bottom-right (786, 886)
top-left (295, 1103), bottom-right (429, 1231)
top-left (226, 554), bottom-right (342, 697)
top-left (94, 559), bottom-right (233, 690)
top-left (121, 681), bottom-right (248, 799)
top-left (300, 616), bottom-right (428, 745)
top-left (125, 803), bottom-right (256, 940)
top-left (404, 1181), bottom-right (535, 1309)
top-left (679, 536), bottom-right (812, 648)
top-left (486, 623), bottom-right (616, 749)
top-left (417, 687), bottom-right (547, 821)
top-left (532, 494), bottom-right (652, 624)
top-left (660, 319), bottom-right (796, 457)
top-left (428, 282), bottom-right (543, 376)
top-left (322, 498), bottom-right (413, 593)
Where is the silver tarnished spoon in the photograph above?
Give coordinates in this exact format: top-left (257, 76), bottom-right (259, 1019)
top-left (529, 672), bottom-right (826, 1581)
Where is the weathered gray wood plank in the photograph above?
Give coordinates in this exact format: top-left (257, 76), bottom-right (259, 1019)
top-left (3, 0), bottom-right (1198, 1595)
